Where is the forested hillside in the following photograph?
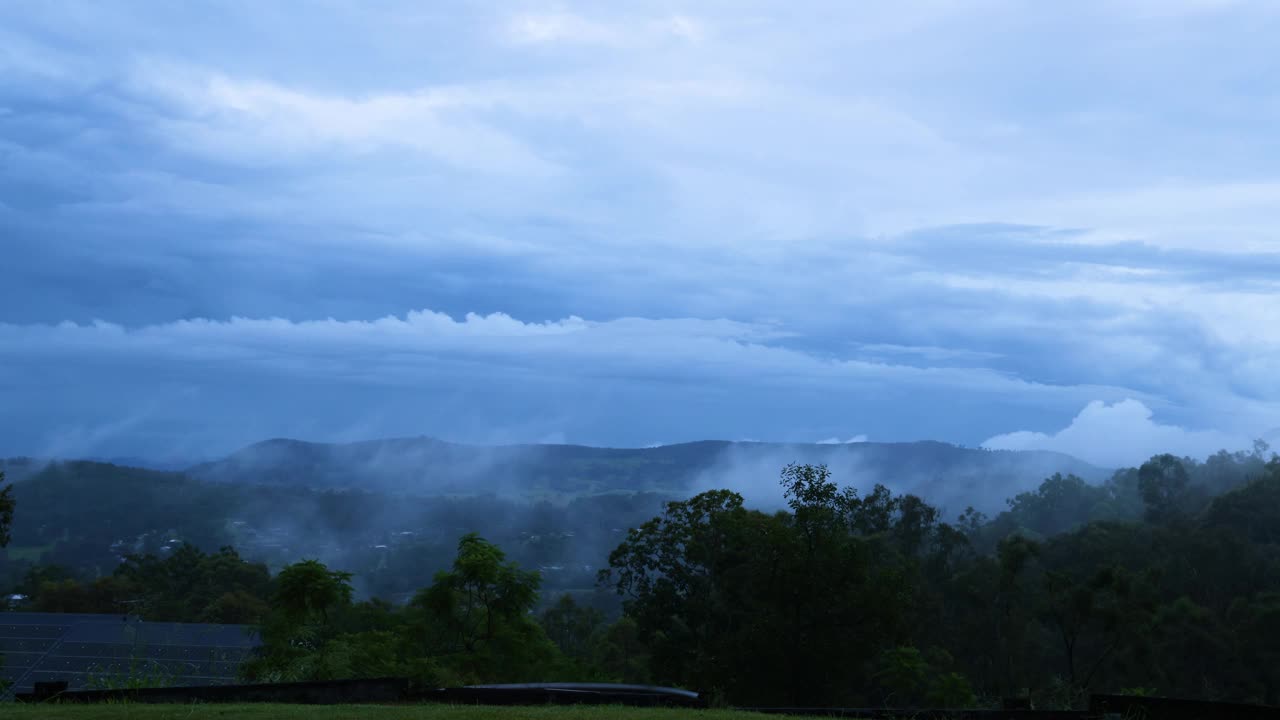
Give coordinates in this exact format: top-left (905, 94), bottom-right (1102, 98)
top-left (185, 437), bottom-right (1106, 513)
top-left (0, 437), bottom-right (1109, 603)
top-left (2, 445), bottom-right (1278, 708)
top-left (0, 461), bottom-right (668, 605)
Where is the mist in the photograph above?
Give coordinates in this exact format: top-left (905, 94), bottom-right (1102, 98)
top-left (2, 433), bottom-right (1109, 597)
top-left (687, 440), bottom-right (1108, 519)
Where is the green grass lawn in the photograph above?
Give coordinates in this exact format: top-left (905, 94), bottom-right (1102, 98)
top-left (6, 704), bottom-right (792, 720)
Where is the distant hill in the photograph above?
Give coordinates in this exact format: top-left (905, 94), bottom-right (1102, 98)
top-left (186, 436), bottom-right (1108, 515)
top-left (84, 455), bottom-right (203, 472)
top-left (0, 455), bottom-right (197, 481)
top-left (0, 457), bottom-right (47, 483)
top-left (0, 443), bottom-right (1113, 604)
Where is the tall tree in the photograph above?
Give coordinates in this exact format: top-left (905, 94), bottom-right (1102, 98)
top-left (539, 594), bottom-right (605, 665)
top-left (0, 470), bottom-right (13, 548)
top-left (603, 466), bottom-right (926, 706)
top-left (1138, 454), bottom-right (1194, 523)
top-left (415, 533), bottom-right (556, 682)
top-left (274, 559), bottom-right (354, 626)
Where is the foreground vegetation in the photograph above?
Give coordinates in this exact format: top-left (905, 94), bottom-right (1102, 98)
top-left (2, 444), bottom-right (1279, 709)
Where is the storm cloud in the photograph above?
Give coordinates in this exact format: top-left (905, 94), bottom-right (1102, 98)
top-left (2, 1), bottom-right (1278, 460)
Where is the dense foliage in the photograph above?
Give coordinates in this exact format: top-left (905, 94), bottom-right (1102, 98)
top-left (10, 544), bottom-right (271, 623)
top-left (240, 534), bottom-right (572, 687)
top-left (595, 451), bottom-right (1280, 707)
top-left (601, 464), bottom-right (971, 706)
top-left (3, 447), bottom-right (1279, 709)
top-left (0, 469), bottom-right (13, 548)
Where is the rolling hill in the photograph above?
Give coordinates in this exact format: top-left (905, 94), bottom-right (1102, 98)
top-left (186, 436), bottom-right (1108, 514)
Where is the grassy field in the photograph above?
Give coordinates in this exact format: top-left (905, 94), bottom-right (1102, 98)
top-left (5, 704), bottom-right (795, 720)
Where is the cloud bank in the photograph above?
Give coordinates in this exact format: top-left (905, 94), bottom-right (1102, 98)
top-left (2, 1), bottom-right (1279, 460)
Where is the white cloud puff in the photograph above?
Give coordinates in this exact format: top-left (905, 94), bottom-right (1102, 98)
top-left (817, 435), bottom-right (869, 445)
top-left (982, 398), bottom-right (1251, 468)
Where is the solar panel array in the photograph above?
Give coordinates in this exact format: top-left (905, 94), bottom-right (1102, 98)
top-left (1, 612), bottom-right (260, 697)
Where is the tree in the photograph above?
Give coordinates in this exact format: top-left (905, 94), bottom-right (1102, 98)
top-left (539, 594), bottom-right (605, 665)
top-left (111, 544), bottom-right (272, 622)
top-left (202, 590), bottom-right (272, 625)
top-left (590, 616), bottom-right (650, 683)
top-left (0, 470), bottom-right (13, 548)
top-left (1202, 459), bottom-right (1280, 546)
top-left (414, 533), bottom-right (556, 682)
top-left (600, 488), bottom-right (780, 699)
top-left (274, 559), bottom-right (354, 626)
top-left (992, 534), bottom-right (1041, 694)
top-left (1039, 565), bottom-right (1140, 697)
top-left (1147, 596), bottom-right (1231, 700)
top-left (1227, 592), bottom-right (1280, 705)
top-left (417, 534), bottom-right (540, 653)
top-left (242, 560), bottom-right (357, 683)
top-left (1138, 454), bottom-right (1193, 523)
top-left (873, 645), bottom-right (977, 708)
top-left (602, 467), bottom-right (928, 706)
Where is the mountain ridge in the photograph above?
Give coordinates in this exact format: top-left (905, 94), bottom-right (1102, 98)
top-left (183, 435), bottom-right (1110, 515)
top-left (3, 436), bottom-right (1111, 516)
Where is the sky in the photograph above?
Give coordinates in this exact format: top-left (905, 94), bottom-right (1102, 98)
top-left (2, 0), bottom-right (1279, 468)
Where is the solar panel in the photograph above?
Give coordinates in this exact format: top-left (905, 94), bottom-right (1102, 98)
top-left (0, 624), bottom-right (70, 640)
top-left (1, 612), bottom-right (131, 625)
top-left (0, 612), bottom-right (261, 697)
